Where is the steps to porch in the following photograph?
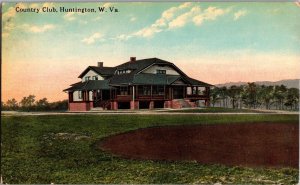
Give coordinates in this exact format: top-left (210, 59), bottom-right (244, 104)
top-left (171, 99), bottom-right (197, 109)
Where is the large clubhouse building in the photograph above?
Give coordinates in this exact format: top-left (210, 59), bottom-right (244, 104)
top-left (64, 57), bottom-right (212, 111)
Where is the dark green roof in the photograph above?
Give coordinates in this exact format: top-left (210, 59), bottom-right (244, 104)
top-left (65, 57), bottom-right (212, 91)
top-left (109, 73), bottom-right (134, 85)
top-left (132, 74), bottom-right (181, 85)
top-left (78, 66), bottom-right (116, 78)
top-left (184, 77), bottom-right (212, 87)
top-left (90, 66), bottom-right (116, 76)
top-left (63, 80), bottom-right (111, 91)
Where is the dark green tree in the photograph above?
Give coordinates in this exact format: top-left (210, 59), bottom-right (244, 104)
top-left (227, 85), bottom-right (242, 109)
top-left (242, 82), bottom-right (258, 109)
top-left (284, 88), bottom-right (299, 110)
top-left (5, 98), bottom-right (18, 110)
top-left (210, 87), bottom-right (220, 107)
top-left (20, 95), bottom-right (36, 110)
top-left (273, 85), bottom-right (287, 110)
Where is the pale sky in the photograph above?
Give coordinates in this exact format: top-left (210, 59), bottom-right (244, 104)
top-left (2, 2), bottom-right (300, 102)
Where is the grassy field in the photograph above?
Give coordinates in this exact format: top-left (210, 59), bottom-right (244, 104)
top-left (165, 107), bottom-right (273, 113)
top-left (1, 114), bottom-right (299, 184)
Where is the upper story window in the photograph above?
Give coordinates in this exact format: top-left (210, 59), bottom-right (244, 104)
top-left (117, 69), bottom-right (131, 75)
top-left (152, 85), bottom-right (164, 95)
top-left (85, 76), bottom-right (90, 81)
top-left (120, 86), bottom-right (128, 95)
top-left (92, 76), bottom-right (98, 80)
top-left (138, 86), bottom-right (151, 96)
top-left (156, 69), bottom-right (166, 74)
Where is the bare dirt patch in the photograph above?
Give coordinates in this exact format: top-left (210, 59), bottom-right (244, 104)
top-left (98, 123), bottom-right (299, 168)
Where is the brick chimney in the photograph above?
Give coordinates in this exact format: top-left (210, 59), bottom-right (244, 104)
top-left (130, 57), bottom-right (136, 62)
top-left (97, 62), bottom-right (103, 68)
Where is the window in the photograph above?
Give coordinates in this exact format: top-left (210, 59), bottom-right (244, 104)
top-left (118, 69), bottom-right (131, 75)
top-left (156, 70), bottom-right (166, 74)
top-left (152, 85), bottom-right (164, 95)
top-left (120, 86), bottom-right (128, 95)
top-left (92, 76), bottom-right (98, 80)
top-left (138, 86), bottom-right (151, 95)
top-left (78, 91), bottom-right (82, 99)
top-left (85, 76), bottom-right (90, 81)
top-left (192, 87), bottom-right (197, 94)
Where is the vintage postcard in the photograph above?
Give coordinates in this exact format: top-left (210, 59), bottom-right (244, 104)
top-left (1, 1), bottom-right (299, 184)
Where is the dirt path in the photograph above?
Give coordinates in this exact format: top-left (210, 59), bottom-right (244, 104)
top-left (99, 123), bottom-right (299, 168)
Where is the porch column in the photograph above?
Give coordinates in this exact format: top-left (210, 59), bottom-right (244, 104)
top-left (164, 85), bottom-right (166, 99)
top-left (86, 91), bottom-right (89, 101)
top-left (111, 101), bottom-right (118, 110)
top-left (196, 87), bottom-right (199, 95)
top-left (68, 92), bottom-right (73, 102)
top-left (82, 91), bottom-right (86, 101)
top-left (149, 101), bottom-right (154, 109)
top-left (132, 85), bottom-right (135, 102)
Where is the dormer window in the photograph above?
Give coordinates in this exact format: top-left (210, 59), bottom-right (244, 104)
top-left (117, 69), bottom-right (131, 75)
top-left (92, 76), bottom-right (98, 80)
top-left (85, 76), bottom-right (90, 81)
top-left (156, 69), bottom-right (166, 74)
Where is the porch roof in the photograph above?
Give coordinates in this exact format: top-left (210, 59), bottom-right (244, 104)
top-left (63, 80), bottom-right (111, 92)
top-left (132, 74), bottom-right (181, 85)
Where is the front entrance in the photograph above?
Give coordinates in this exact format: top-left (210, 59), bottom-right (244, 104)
top-left (173, 86), bottom-right (184, 99)
top-left (102, 90), bottom-right (110, 100)
top-left (93, 90), bottom-right (111, 107)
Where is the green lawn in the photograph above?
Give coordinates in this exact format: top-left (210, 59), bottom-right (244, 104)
top-left (165, 107), bottom-right (273, 113)
top-left (1, 114), bottom-right (299, 184)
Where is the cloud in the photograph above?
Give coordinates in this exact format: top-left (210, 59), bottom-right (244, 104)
top-left (2, 32), bottom-right (10, 38)
top-left (234, 10), bottom-right (247, 20)
top-left (114, 3), bottom-right (229, 40)
top-left (29, 3), bottom-right (39, 8)
top-left (82, 32), bottom-right (103, 44)
top-left (130, 17), bottom-right (137, 22)
top-left (4, 22), bottom-right (15, 31)
top-left (3, 7), bottom-right (16, 22)
top-left (42, 2), bottom-right (55, 8)
top-left (203, 7), bottom-right (226, 20)
top-left (103, 3), bottom-right (114, 8)
top-left (193, 6), bottom-right (228, 26)
top-left (64, 12), bottom-right (76, 21)
top-left (169, 6), bottom-right (200, 29)
top-left (22, 24), bottom-right (56, 33)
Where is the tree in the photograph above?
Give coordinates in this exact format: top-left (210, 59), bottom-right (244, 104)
top-left (284, 88), bottom-right (299, 110)
top-left (36, 98), bottom-right (49, 110)
top-left (20, 95), bottom-right (36, 110)
top-left (258, 85), bottom-right (274, 109)
top-left (273, 85), bottom-right (287, 110)
top-left (6, 98), bottom-right (18, 110)
top-left (242, 83), bottom-right (258, 109)
top-left (210, 87), bottom-right (220, 107)
top-left (219, 87), bottom-right (228, 107)
top-left (227, 85), bottom-right (242, 109)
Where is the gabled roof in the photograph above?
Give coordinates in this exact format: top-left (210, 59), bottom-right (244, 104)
top-left (78, 66), bottom-right (116, 78)
top-left (65, 57), bottom-right (212, 91)
top-left (115, 58), bottom-right (188, 76)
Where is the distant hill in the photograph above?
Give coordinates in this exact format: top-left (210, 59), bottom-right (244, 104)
top-left (215, 79), bottom-right (299, 89)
